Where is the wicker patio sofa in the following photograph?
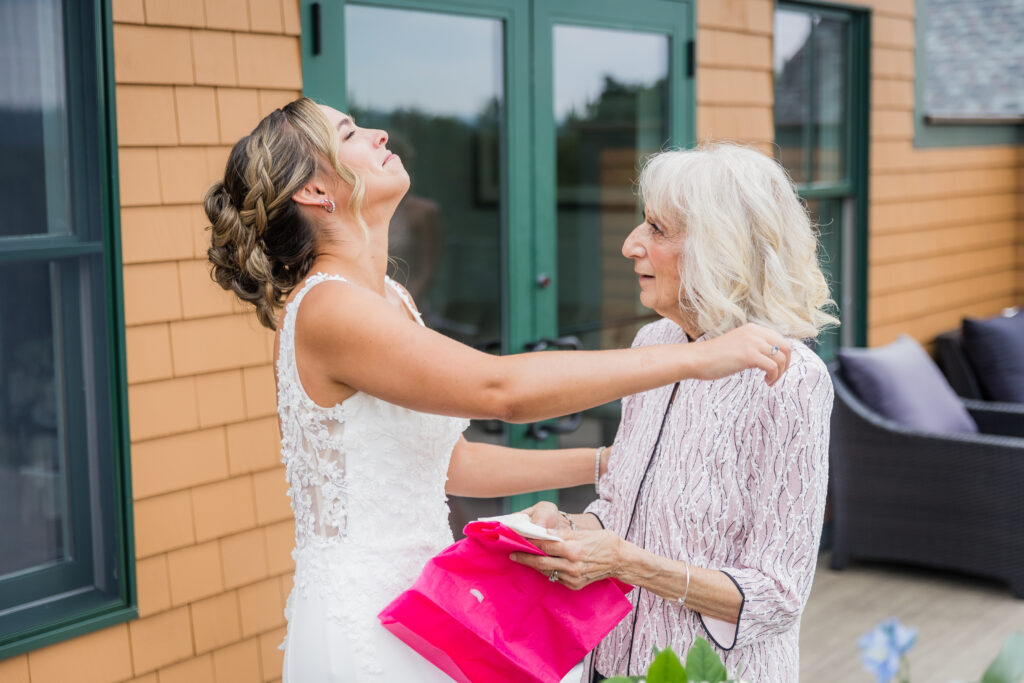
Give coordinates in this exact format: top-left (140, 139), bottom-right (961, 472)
top-left (936, 328), bottom-right (985, 399)
top-left (829, 362), bottom-right (1024, 598)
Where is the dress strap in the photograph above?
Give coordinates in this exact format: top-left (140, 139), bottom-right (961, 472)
top-left (277, 272), bottom-right (350, 409)
top-left (384, 276), bottom-right (424, 325)
top-left (283, 273), bottom-right (422, 339)
top-left (285, 273), bottom-right (350, 335)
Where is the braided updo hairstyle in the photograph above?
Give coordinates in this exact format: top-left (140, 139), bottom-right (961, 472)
top-left (205, 97), bottom-right (367, 330)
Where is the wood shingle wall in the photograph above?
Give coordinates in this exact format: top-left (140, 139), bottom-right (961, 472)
top-left (697, 0), bottom-right (775, 154)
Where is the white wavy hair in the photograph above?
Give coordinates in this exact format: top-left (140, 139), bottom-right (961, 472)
top-left (638, 142), bottom-right (839, 340)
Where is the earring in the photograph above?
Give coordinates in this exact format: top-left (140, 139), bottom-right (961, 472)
top-left (321, 198), bottom-right (336, 213)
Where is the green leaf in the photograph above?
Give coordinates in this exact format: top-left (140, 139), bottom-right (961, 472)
top-left (602, 678), bottom-right (638, 683)
top-left (646, 646), bottom-right (688, 683)
top-left (685, 637), bottom-right (728, 683)
top-left (981, 632), bottom-right (1024, 683)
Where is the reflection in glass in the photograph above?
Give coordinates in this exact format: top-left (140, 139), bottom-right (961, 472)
top-left (813, 17), bottom-right (848, 183)
top-left (551, 25), bottom-right (669, 513)
top-left (345, 6), bottom-right (506, 533)
top-left (0, 261), bottom-right (69, 576)
top-left (805, 198), bottom-right (842, 361)
top-left (346, 5), bottom-right (503, 351)
top-left (774, 10), bottom-right (850, 185)
top-left (0, 0), bottom-right (71, 236)
top-left (773, 9), bottom-right (812, 184)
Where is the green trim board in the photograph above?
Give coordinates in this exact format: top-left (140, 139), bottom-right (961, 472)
top-left (0, 0), bottom-right (136, 660)
top-left (849, 5), bottom-right (870, 348)
top-left (100, 0), bottom-right (138, 636)
top-left (912, 0), bottom-right (1022, 148)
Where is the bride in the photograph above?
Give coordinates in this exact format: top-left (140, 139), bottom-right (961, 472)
top-left (205, 98), bottom-right (791, 681)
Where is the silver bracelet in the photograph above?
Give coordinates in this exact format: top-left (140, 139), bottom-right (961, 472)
top-left (676, 561), bottom-right (691, 607)
top-left (558, 511), bottom-right (578, 532)
top-left (594, 446), bottom-right (606, 495)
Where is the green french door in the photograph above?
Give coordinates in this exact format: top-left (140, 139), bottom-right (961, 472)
top-left (301, 0), bottom-right (693, 531)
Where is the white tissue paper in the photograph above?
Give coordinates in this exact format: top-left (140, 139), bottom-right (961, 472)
top-left (476, 512), bottom-right (564, 541)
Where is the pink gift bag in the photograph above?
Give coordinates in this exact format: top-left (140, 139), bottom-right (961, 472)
top-left (378, 520), bottom-right (633, 683)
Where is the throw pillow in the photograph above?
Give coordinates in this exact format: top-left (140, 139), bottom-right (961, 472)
top-left (962, 312), bottom-right (1024, 402)
top-left (838, 334), bottom-right (978, 434)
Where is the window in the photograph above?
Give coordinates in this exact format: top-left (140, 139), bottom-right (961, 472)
top-left (773, 2), bottom-right (869, 359)
top-left (0, 0), bottom-right (134, 657)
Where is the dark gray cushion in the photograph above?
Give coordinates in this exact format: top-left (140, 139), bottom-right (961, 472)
top-left (838, 334), bottom-right (978, 434)
top-left (962, 312), bottom-right (1024, 403)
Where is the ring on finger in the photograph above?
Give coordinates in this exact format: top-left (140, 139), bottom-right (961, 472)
top-left (548, 570), bottom-right (559, 582)
top-left (769, 344), bottom-right (779, 357)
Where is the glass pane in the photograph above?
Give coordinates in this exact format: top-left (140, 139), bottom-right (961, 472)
top-left (773, 9), bottom-right (812, 184)
top-left (813, 17), bottom-right (848, 183)
top-left (0, 0), bottom-right (71, 236)
top-left (0, 261), bottom-right (70, 577)
top-left (552, 25), bottom-right (669, 512)
top-left (345, 6), bottom-right (506, 533)
top-left (806, 198), bottom-right (842, 362)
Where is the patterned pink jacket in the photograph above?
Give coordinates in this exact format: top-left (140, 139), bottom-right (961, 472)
top-left (586, 318), bottom-right (833, 682)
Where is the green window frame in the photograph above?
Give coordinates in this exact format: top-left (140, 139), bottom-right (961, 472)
top-left (0, 0), bottom-right (135, 659)
top-left (913, 0), bottom-right (1023, 148)
top-left (774, 0), bottom-right (870, 358)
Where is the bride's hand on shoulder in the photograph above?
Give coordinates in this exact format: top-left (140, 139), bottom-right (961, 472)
top-left (690, 322), bottom-right (791, 386)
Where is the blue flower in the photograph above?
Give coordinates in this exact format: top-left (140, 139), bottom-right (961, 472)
top-left (858, 628), bottom-right (900, 683)
top-left (857, 618), bottom-right (918, 683)
top-left (883, 617), bottom-right (918, 657)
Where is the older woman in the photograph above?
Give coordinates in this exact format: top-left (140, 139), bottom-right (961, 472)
top-left (513, 143), bottom-right (837, 682)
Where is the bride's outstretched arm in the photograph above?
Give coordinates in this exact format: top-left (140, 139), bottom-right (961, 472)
top-left (297, 280), bottom-right (791, 424)
top-left (445, 438), bottom-right (610, 498)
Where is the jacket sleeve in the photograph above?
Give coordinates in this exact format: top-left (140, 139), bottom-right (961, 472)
top-left (699, 357), bottom-right (834, 650)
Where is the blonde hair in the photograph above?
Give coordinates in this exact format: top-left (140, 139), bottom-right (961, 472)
top-left (205, 97), bottom-right (368, 330)
top-left (638, 142), bottom-right (839, 339)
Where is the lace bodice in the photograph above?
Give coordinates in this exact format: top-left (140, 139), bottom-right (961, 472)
top-left (276, 273), bottom-right (469, 677)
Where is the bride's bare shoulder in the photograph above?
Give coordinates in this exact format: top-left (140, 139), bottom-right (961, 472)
top-left (295, 277), bottom-right (412, 347)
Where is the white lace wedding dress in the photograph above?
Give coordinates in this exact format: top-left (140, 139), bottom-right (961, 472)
top-left (278, 273), bottom-right (469, 681)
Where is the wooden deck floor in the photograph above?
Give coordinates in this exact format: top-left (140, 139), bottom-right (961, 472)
top-left (799, 553), bottom-right (1024, 682)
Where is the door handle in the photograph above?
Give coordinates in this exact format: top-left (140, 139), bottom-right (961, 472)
top-left (523, 336), bottom-right (584, 440)
top-left (523, 336), bottom-right (581, 353)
